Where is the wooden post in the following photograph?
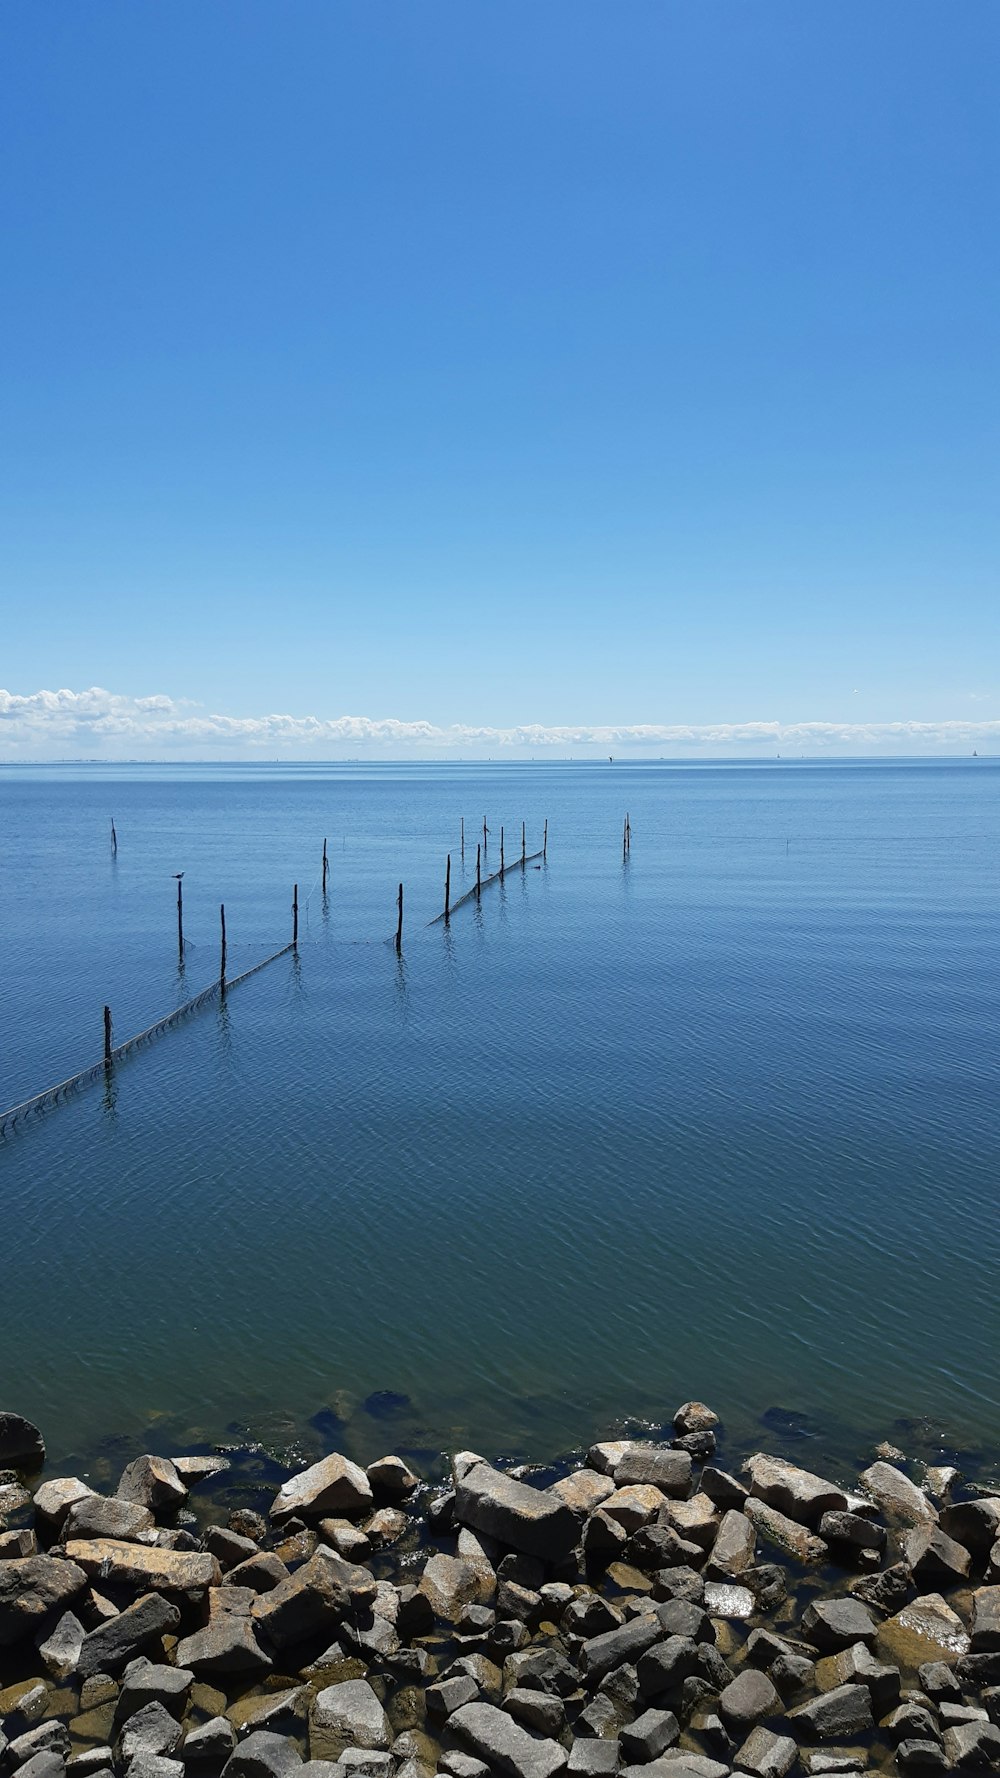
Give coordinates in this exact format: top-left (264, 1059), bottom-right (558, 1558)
top-left (500, 826), bottom-right (505, 875)
top-left (460, 817), bottom-right (465, 858)
top-left (521, 821), bottom-right (526, 865)
top-left (483, 817), bottom-right (488, 852)
top-left (476, 843), bottom-right (481, 898)
top-left (220, 903), bottom-right (227, 984)
top-left (103, 1005), bottom-right (112, 1065)
top-left (543, 819), bottom-right (548, 858)
top-left (322, 837), bottom-right (328, 893)
top-left (444, 853), bottom-right (451, 922)
top-left (110, 818), bottom-right (117, 856)
top-left (293, 883), bottom-right (299, 949)
top-left (176, 876), bottom-right (184, 959)
top-left (396, 883), bottom-right (403, 953)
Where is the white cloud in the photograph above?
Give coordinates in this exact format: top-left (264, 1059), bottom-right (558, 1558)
top-left (1, 687), bottom-right (998, 757)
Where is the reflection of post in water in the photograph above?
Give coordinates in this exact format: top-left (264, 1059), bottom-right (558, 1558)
top-left (103, 1005), bottom-right (113, 1068)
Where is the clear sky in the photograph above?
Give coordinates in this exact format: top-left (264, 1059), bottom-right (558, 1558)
top-left (1, 2), bottom-right (997, 756)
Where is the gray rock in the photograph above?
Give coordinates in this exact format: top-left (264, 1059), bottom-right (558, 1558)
top-left (904, 1525), bottom-right (972, 1586)
top-left (628, 1758), bottom-right (728, 1778)
top-left (655, 1598), bottom-right (712, 1643)
top-left (719, 1670), bottom-right (782, 1727)
top-left (366, 1455), bottom-right (419, 1498)
top-left (636, 1635), bottom-right (701, 1697)
top-left (801, 1599), bottom-right (877, 1653)
top-left (450, 1701), bottom-right (568, 1778)
top-left (252, 1548), bottom-right (376, 1648)
top-left (707, 1510), bottom-right (755, 1577)
top-left (942, 1721), bottom-right (1000, 1767)
top-left (919, 1662), bottom-right (962, 1701)
top-left (426, 1675), bottom-right (480, 1716)
top-left (788, 1684), bottom-right (873, 1740)
top-left (64, 1495), bottom-right (156, 1543)
top-left (504, 1644), bottom-right (578, 1696)
top-left (203, 1525), bottom-right (259, 1568)
top-left (744, 1455), bottom-right (847, 1526)
top-left (222, 1731), bottom-right (304, 1776)
top-left (744, 1499), bottom-right (827, 1564)
top-left (896, 1741), bottom-right (947, 1768)
top-left (226, 1552), bottom-right (290, 1593)
top-left (503, 1688), bottom-right (565, 1736)
top-left (38, 1609), bottom-right (86, 1679)
top-left (0, 1554), bottom-right (87, 1646)
top-left (175, 1612), bottom-right (272, 1677)
top-left (78, 1594), bottom-right (182, 1678)
top-left (817, 1513), bottom-right (886, 1555)
top-left (814, 1642), bottom-right (898, 1711)
top-left (15, 1756), bottom-right (68, 1778)
top-left (620, 1709), bottom-right (679, 1761)
top-left (440, 1755), bottom-right (491, 1778)
top-left (858, 1463), bottom-right (936, 1527)
top-left (67, 1750), bottom-right (115, 1773)
top-left (0, 1527), bottom-right (37, 1556)
top-left (311, 1680), bottom-right (392, 1751)
top-left (673, 1403), bottom-right (719, 1434)
top-left (181, 1715), bottom-right (236, 1761)
top-left (0, 1411), bottom-right (45, 1468)
top-left (940, 1500), bottom-right (1000, 1556)
top-left (118, 1657), bottom-right (194, 1720)
top-left (568, 1743), bottom-right (621, 1775)
top-left (32, 1477), bottom-right (96, 1532)
top-left (7, 1721), bottom-right (72, 1765)
top-left (581, 1616), bottom-right (665, 1685)
top-left (116, 1456), bottom-right (187, 1513)
top-left (454, 1462), bottom-right (579, 1563)
top-left (119, 1703), bottom-right (183, 1762)
top-left (701, 1469), bottom-right (748, 1510)
top-left (64, 1538), bottom-right (218, 1593)
top-left (971, 1587), bottom-right (1000, 1652)
top-left (271, 1453), bottom-right (373, 1523)
top-left (124, 1756), bottom-right (184, 1778)
top-left (615, 1448), bottom-right (692, 1498)
top-left (733, 1728), bottom-right (797, 1778)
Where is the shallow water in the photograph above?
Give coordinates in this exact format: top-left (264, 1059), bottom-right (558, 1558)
top-left (1, 759), bottom-right (997, 1476)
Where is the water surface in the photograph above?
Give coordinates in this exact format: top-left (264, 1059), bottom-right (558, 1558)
top-left (1, 759), bottom-right (997, 1476)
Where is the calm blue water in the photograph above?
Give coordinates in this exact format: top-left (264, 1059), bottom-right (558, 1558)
top-left (1, 759), bottom-right (997, 1475)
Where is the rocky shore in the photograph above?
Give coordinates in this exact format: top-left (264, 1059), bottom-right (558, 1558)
top-left (3, 1403), bottom-right (1000, 1778)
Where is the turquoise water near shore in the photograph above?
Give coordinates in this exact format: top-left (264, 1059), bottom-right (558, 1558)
top-left (1, 759), bottom-right (998, 1475)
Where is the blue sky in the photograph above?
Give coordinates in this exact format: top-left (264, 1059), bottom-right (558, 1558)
top-left (1, 2), bottom-right (997, 756)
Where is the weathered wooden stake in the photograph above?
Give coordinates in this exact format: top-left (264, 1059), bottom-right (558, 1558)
top-left (500, 826), bottom-right (505, 875)
top-left (292, 884), bottom-right (299, 949)
top-left (444, 853), bottom-right (451, 922)
top-left (476, 843), bottom-right (481, 898)
top-left (396, 883), bottom-right (404, 953)
top-left (322, 837), bottom-right (328, 893)
top-left (176, 877), bottom-right (184, 959)
top-left (521, 820), bottom-right (526, 865)
top-left (220, 903), bottom-right (227, 984)
top-left (103, 1005), bottom-right (112, 1065)
top-left (483, 817), bottom-right (488, 852)
top-left (460, 817), bottom-right (465, 857)
top-left (110, 818), bottom-right (117, 856)
top-left (543, 819), bottom-right (548, 858)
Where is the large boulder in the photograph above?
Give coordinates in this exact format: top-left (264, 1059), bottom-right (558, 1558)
top-left (64, 1538), bottom-right (219, 1593)
top-left (311, 1679), bottom-right (392, 1752)
top-left (0, 1411), bottom-right (45, 1469)
top-left (450, 1700), bottom-right (568, 1778)
top-left (615, 1446), bottom-right (693, 1497)
top-left (788, 1682), bottom-right (873, 1739)
top-left (744, 1497), bottom-right (827, 1563)
top-left (251, 1548), bottom-right (375, 1649)
top-left (454, 1462), bottom-right (578, 1562)
top-left (744, 1455), bottom-right (848, 1526)
top-left (116, 1455), bottom-right (188, 1512)
top-left (271, 1453), bottom-right (373, 1523)
top-left (77, 1593), bottom-right (181, 1678)
top-left (63, 1494), bottom-right (155, 1543)
top-left (0, 1554), bottom-right (86, 1645)
top-left (859, 1462), bottom-right (937, 1527)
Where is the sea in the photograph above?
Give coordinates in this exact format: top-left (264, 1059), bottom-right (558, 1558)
top-left (1, 758), bottom-right (997, 1483)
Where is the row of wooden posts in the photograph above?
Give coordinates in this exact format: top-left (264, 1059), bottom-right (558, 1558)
top-left (100, 812), bottom-right (631, 1045)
